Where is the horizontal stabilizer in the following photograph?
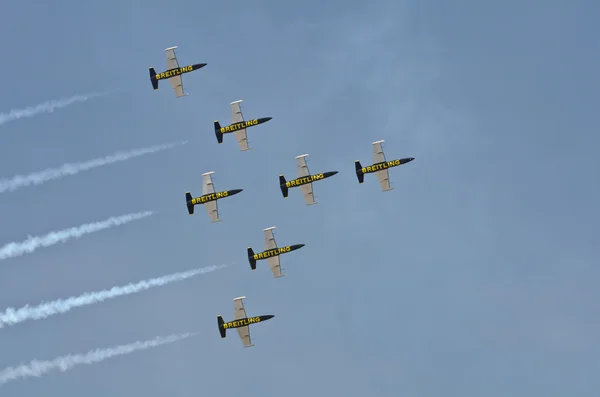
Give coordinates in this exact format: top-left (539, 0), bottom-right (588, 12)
top-left (355, 161), bottom-right (364, 183)
top-left (214, 121), bottom-right (223, 143)
top-left (186, 192), bottom-right (194, 215)
top-left (247, 247), bottom-right (256, 270)
top-left (279, 175), bottom-right (288, 198)
top-left (217, 315), bottom-right (226, 338)
top-left (149, 67), bottom-right (158, 90)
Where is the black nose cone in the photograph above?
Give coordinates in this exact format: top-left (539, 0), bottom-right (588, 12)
top-left (265, 117), bottom-right (272, 122)
top-left (230, 189), bottom-right (243, 195)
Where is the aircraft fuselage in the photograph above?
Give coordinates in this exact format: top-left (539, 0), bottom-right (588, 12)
top-left (154, 63), bottom-right (206, 80)
top-left (219, 117), bottom-right (272, 134)
top-left (189, 189), bottom-right (243, 206)
top-left (283, 171), bottom-right (338, 188)
top-left (361, 158), bottom-right (414, 174)
top-left (221, 315), bottom-right (274, 330)
top-left (251, 244), bottom-right (305, 261)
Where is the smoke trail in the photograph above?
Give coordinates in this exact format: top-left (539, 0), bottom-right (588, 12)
top-left (0, 141), bottom-right (188, 193)
top-left (0, 92), bottom-right (110, 127)
top-left (0, 211), bottom-right (153, 261)
top-left (0, 332), bottom-right (198, 385)
top-left (0, 264), bottom-right (228, 328)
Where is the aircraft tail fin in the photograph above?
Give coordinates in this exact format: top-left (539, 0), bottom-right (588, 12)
top-left (355, 160), bottom-right (364, 183)
top-left (149, 67), bottom-right (159, 90)
top-left (279, 175), bottom-right (289, 198)
top-left (247, 247), bottom-right (257, 270)
top-left (186, 192), bottom-right (194, 215)
top-left (214, 121), bottom-right (223, 144)
top-left (217, 315), bottom-right (226, 338)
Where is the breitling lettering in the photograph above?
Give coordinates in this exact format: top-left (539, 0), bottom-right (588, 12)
top-left (219, 119), bottom-right (259, 133)
top-left (223, 316), bottom-right (261, 329)
top-left (361, 159), bottom-right (402, 174)
top-left (191, 191), bottom-right (229, 205)
top-left (156, 65), bottom-right (193, 80)
top-left (285, 173), bottom-right (324, 188)
top-left (253, 246), bottom-right (292, 260)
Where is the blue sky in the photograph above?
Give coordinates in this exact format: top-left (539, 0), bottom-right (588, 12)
top-left (0, 0), bottom-right (598, 395)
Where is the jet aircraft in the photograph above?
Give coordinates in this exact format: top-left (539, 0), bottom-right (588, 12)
top-left (279, 154), bottom-right (338, 205)
top-left (213, 100), bottom-right (272, 151)
top-left (149, 46), bottom-right (206, 97)
top-left (185, 171), bottom-right (243, 222)
top-left (247, 226), bottom-right (304, 278)
top-left (217, 296), bottom-right (274, 348)
top-left (355, 140), bottom-right (414, 191)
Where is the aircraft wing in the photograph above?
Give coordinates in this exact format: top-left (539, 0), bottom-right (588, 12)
top-left (231, 100), bottom-right (244, 124)
top-left (169, 76), bottom-right (186, 98)
top-left (230, 101), bottom-right (250, 151)
top-left (372, 140), bottom-right (393, 191)
top-left (202, 172), bottom-right (216, 195)
top-left (295, 154), bottom-right (311, 178)
top-left (376, 169), bottom-right (393, 191)
top-left (234, 129), bottom-right (251, 151)
top-left (233, 296), bottom-right (248, 320)
top-left (165, 46), bottom-right (180, 70)
top-left (372, 140), bottom-right (387, 164)
top-left (263, 227), bottom-right (284, 277)
top-left (233, 297), bottom-right (254, 348)
top-left (165, 46), bottom-right (187, 98)
top-left (204, 200), bottom-right (220, 222)
top-left (202, 172), bottom-right (220, 222)
top-left (267, 255), bottom-right (284, 278)
top-left (299, 183), bottom-right (316, 205)
top-left (295, 154), bottom-right (316, 205)
top-left (263, 227), bottom-right (277, 250)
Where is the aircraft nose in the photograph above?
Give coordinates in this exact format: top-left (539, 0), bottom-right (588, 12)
top-left (331, 171), bottom-right (339, 175)
top-left (265, 117), bottom-right (273, 122)
top-left (298, 244), bottom-right (305, 248)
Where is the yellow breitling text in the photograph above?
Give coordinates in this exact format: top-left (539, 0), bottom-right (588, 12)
top-left (219, 119), bottom-right (259, 133)
top-left (285, 173), bottom-right (324, 188)
top-left (361, 159), bottom-right (402, 174)
top-left (191, 191), bottom-right (229, 205)
top-left (223, 317), bottom-right (262, 329)
top-left (156, 65), bottom-right (193, 80)
top-left (253, 246), bottom-right (292, 260)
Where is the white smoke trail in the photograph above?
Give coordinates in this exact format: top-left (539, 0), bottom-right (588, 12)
top-left (0, 211), bottom-right (153, 261)
top-left (0, 264), bottom-right (228, 328)
top-left (0, 141), bottom-right (188, 193)
top-left (0, 92), bottom-right (110, 127)
top-left (0, 332), bottom-right (198, 385)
